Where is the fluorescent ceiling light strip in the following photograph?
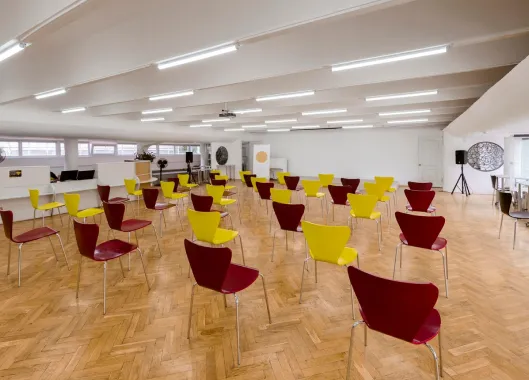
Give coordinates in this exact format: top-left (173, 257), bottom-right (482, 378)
top-left (265, 119), bottom-right (297, 124)
top-left (292, 125), bottom-right (320, 130)
top-left (387, 118), bottom-right (429, 124)
top-left (366, 90), bottom-right (438, 102)
top-left (35, 88), bottom-right (67, 100)
top-left (61, 107), bottom-right (86, 114)
top-left (242, 124), bottom-right (267, 129)
top-left (157, 43), bottom-right (237, 70)
top-left (149, 90), bottom-right (194, 101)
top-left (224, 128), bottom-right (244, 132)
top-left (233, 108), bottom-right (262, 114)
top-left (142, 108), bottom-right (173, 115)
top-left (268, 129), bottom-right (290, 132)
top-left (327, 119), bottom-right (363, 124)
top-left (332, 45), bottom-right (448, 72)
top-left (256, 90), bottom-right (314, 102)
top-left (189, 124), bottom-right (212, 128)
top-left (379, 109), bottom-right (431, 116)
top-left (141, 117), bottom-right (165, 122)
top-left (202, 118), bottom-right (229, 123)
top-left (342, 125), bottom-right (374, 129)
top-left (0, 40), bottom-right (29, 63)
top-left (302, 109), bottom-right (347, 116)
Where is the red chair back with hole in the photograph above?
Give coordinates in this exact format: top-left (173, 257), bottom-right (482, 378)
top-left (142, 188), bottom-right (159, 210)
top-left (0, 209), bottom-right (14, 241)
top-left (243, 174), bottom-right (256, 188)
top-left (256, 181), bottom-right (274, 200)
top-left (340, 178), bottom-right (360, 193)
top-left (191, 193), bottom-right (214, 212)
top-left (73, 220), bottom-right (99, 260)
top-left (395, 211), bottom-right (445, 250)
top-left (408, 181), bottom-right (433, 191)
top-left (184, 239), bottom-right (230, 292)
top-left (272, 202), bottom-right (305, 232)
top-left (284, 176), bottom-right (300, 191)
top-left (167, 177), bottom-right (180, 189)
top-left (348, 265), bottom-right (439, 343)
top-left (328, 185), bottom-right (353, 205)
top-left (211, 179), bottom-right (227, 186)
top-left (97, 185), bottom-right (110, 202)
top-left (103, 201), bottom-right (126, 230)
top-left (404, 189), bottom-right (435, 212)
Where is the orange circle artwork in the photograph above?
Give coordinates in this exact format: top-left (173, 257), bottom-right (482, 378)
top-left (256, 151), bottom-right (268, 163)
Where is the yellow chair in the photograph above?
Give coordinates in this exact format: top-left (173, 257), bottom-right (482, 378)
top-left (347, 194), bottom-right (382, 251)
top-left (206, 184), bottom-right (241, 224)
top-left (29, 189), bottom-right (65, 228)
top-left (318, 173), bottom-right (335, 188)
top-left (124, 178), bottom-right (143, 214)
top-left (215, 175), bottom-right (236, 191)
top-left (178, 174), bottom-right (199, 191)
top-left (375, 176), bottom-right (397, 207)
top-left (160, 181), bottom-right (188, 229)
top-left (187, 209), bottom-right (245, 266)
top-left (277, 172), bottom-right (290, 186)
top-left (364, 182), bottom-right (391, 225)
top-left (64, 193), bottom-right (104, 242)
top-left (300, 221), bottom-right (359, 318)
top-left (301, 180), bottom-right (326, 218)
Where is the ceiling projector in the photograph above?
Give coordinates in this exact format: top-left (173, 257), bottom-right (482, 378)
top-left (219, 109), bottom-right (236, 118)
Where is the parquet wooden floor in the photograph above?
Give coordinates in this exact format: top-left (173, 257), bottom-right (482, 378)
top-left (1, 185), bottom-right (529, 379)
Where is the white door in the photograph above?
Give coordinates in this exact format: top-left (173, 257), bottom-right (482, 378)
top-left (418, 137), bottom-right (443, 187)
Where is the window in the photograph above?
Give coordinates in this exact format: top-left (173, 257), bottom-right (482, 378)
top-left (117, 144), bottom-right (137, 156)
top-left (0, 141), bottom-right (20, 156)
top-left (92, 145), bottom-right (116, 155)
top-left (158, 145), bottom-right (175, 155)
top-left (78, 143), bottom-right (90, 156)
top-left (60, 143), bottom-right (65, 156)
top-left (190, 145), bottom-right (200, 154)
top-left (21, 142), bottom-right (57, 156)
top-left (147, 145), bottom-right (157, 154)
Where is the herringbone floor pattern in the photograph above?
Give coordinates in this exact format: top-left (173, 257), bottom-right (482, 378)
top-left (1, 185), bottom-right (529, 379)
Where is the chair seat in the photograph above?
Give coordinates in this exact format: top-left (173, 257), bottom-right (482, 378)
top-left (37, 202), bottom-right (64, 211)
top-left (309, 246), bottom-right (358, 266)
top-left (109, 197), bottom-right (129, 203)
top-left (388, 187), bottom-right (396, 193)
top-left (509, 211), bottom-right (529, 219)
top-left (218, 198), bottom-right (236, 206)
top-left (154, 202), bottom-right (175, 211)
top-left (225, 185), bottom-right (236, 191)
top-left (224, 190), bottom-right (236, 197)
top-left (221, 263), bottom-right (259, 294)
top-left (406, 204), bottom-right (436, 213)
top-left (183, 183), bottom-right (198, 189)
top-left (120, 219), bottom-right (152, 232)
top-left (331, 200), bottom-right (349, 206)
top-left (14, 227), bottom-right (57, 243)
top-left (350, 210), bottom-right (381, 220)
top-left (306, 192), bottom-right (325, 198)
top-left (380, 195), bottom-right (390, 202)
top-left (77, 208), bottom-right (104, 218)
top-left (399, 233), bottom-right (447, 250)
top-left (170, 192), bottom-right (188, 200)
top-left (130, 190), bottom-right (142, 196)
top-left (211, 209), bottom-right (229, 218)
top-left (212, 228), bottom-right (239, 245)
top-left (94, 239), bottom-right (137, 261)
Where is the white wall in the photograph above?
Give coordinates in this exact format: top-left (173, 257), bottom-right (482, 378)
top-left (211, 140), bottom-right (242, 176)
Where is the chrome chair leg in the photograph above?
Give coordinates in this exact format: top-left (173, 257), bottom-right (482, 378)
top-left (238, 235), bottom-right (246, 265)
top-left (513, 219), bottom-right (517, 250)
top-left (7, 242), bottom-right (11, 275)
top-left (17, 243), bottom-right (23, 287)
top-left (76, 256), bottom-right (82, 298)
top-left (425, 342), bottom-right (441, 380)
top-left (439, 250), bottom-right (449, 298)
top-left (260, 274), bottom-right (272, 323)
top-left (346, 321), bottom-right (365, 380)
top-left (271, 230), bottom-right (278, 262)
top-left (103, 261), bottom-right (107, 314)
top-left (299, 258), bottom-right (308, 303)
top-left (187, 283), bottom-right (197, 339)
top-left (48, 236), bottom-right (59, 262)
top-left (498, 214), bottom-right (503, 238)
top-left (234, 293), bottom-right (241, 366)
top-left (56, 233), bottom-right (70, 270)
top-left (438, 328), bottom-right (444, 376)
top-left (445, 245), bottom-right (448, 279)
top-left (137, 248), bottom-right (151, 290)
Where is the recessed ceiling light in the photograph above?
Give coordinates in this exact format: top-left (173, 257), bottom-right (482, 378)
top-left (342, 125), bottom-right (374, 129)
top-left (256, 91), bottom-right (314, 102)
top-left (61, 107), bottom-right (86, 114)
top-left (0, 40), bottom-right (30, 64)
top-left (157, 43), bottom-right (238, 70)
top-left (202, 118), bottom-right (230, 123)
top-left (35, 88), bottom-right (67, 100)
top-left (332, 45), bottom-right (448, 72)
top-left (224, 128), bottom-right (244, 132)
top-left (291, 125), bottom-right (320, 130)
top-left (327, 119), bottom-right (363, 124)
top-left (379, 109), bottom-right (431, 116)
top-left (189, 124), bottom-right (212, 128)
top-left (233, 108), bottom-right (262, 114)
top-left (265, 119), bottom-right (297, 124)
top-left (302, 109), bottom-right (347, 116)
top-left (267, 129), bottom-right (290, 132)
top-left (366, 90), bottom-right (438, 102)
top-left (387, 118), bottom-right (429, 124)
top-left (149, 90), bottom-right (194, 101)
top-left (141, 117), bottom-right (165, 122)
top-left (142, 108), bottom-right (173, 115)
top-left (242, 124), bottom-right (267, 128)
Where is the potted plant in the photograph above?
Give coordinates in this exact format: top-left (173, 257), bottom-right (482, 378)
top-left (135, 150), bottom-right (156, 162)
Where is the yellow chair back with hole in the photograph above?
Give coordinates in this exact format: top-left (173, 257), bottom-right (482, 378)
top-left (178, 174), bottom-right (190, 186)
top-left (375, 176), bottom-right (394, 191)
top-left (302, 180), bottom-right (321, 197)
top-left (270, 188), bottom-right (291, 204)
top-left (160, 181), bottom-right (175, 198)
top-left (318, 173), bottom-right (334, 187)
top-left (277, 172), bottom-right (290, 185)
top-left (239, 170), bottom-right (251, 182)
top-left (364, 182), bottom-right (387, 201)
top-left (28, 189), bottom-right (40, 209)
top-left (251, 177), bottom-right (267, 192)
top-left (206, 184), bottom-right (225, 204)
top-left (187, 209), bottom-right (220, 243)
top-left (64, 193), bottom-right (81, 216)
top-left (347, 194), bottom-right (379, 219)
top-left (302, 221), bottom-right (351, 264)
top-left (124, 178), bottom-right (138, 195)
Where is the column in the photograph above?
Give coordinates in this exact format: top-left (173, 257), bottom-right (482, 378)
top-left (63, 138), bottom-right (79, 170)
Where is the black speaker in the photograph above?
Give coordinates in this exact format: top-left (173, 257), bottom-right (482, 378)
top-left (455, 150), bottom-right (468, 165)
top-left (186, 152), bottom-right (193, 164)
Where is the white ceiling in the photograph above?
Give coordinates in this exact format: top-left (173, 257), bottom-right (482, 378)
top-left (0, 0), bottom-right (528, 142)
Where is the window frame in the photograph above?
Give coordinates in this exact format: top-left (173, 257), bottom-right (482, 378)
top-left (20, 141), bottom-right (59, 157)
top-left (91, 144), bottom-right (117, 156)
top-left (117, 143), bottom-right (138, 156)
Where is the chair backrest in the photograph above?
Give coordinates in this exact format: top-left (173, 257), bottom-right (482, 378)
top-left (167, 177), bottom-right (180, 190)
top-left (328, 185), bottom-right (352, 205)
top-left (375, 176), bottom-right (394, 191)
top-left (490, 175), bottom-right (497, 190)
top-left (273, 202), bottom-right (305, 232)
top-left (124, 178), bottom-right (137, 195)
top-left (0, 209), bottom-right (14, 241)
top-left (160, 181), bottom-right (175, 198)
top-left (73, 220), bottom-right (99, 260)
top-left (302, 180), bottom-right (321, 196)
top-left (302, 221), bottom-right (351, 264)
top-left (404, 189), bottom-right (435, 212)
top-left (211, 179), bottom-right (227, 186)
top-left (318, 173), bottom-right (334, 187)
top-left (209, 172), bottom-right (217, 182)
top-left (142, 188), bottom-right (159, 210)
top-left (348, 265), bottom-right (439, 343)
top-left (284, 175), bottom-right (300, 190)
top-left (239, 170), bottom-right (251, 182)
top-left (244, 174), bottom-right (256, 188)
top-left (187, 209), bottom-right (221, 243)
top-left (256, 181), bottom-right (274, 200)
top-left (408, 181), bottom-right (433, 191)
top-left (206, 184), bottom-right (225, 204)
top-left (102, 201), bottom-right (126, 230)
top-left (340, 178), bottom-right (360, 193)
top-left (277, 171), bottom-right (290, 185)
top-left (97, 185), bottom-right (110, 202)
top-left (347, 194), bottom-right (379, 219)
top-left (216, 175), bottom-right (229, 181)
top-left (251, 177), bottom-right (267, 192)
top-left (270, 188), bottom-right (291, 204)
top-left (28, 189), bottom-right (40, 209)
top-left (64, 193), bottom-right (81, 216)
top-left (395, 211), bottom-right (445, 250)
top-left (191, 193), bottom-right (214, 212)
top-left (498, 191), bottom-right (512, 216)
top-left (364, 182), bottom-right (386, 201)
top-left (210, 169), bottom-right (221, 176)
top-left (184, 239), bottom-right (231, 292)
top-left (178, 174), bottom-right (190, 186)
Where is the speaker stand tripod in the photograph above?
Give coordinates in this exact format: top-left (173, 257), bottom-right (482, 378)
top-left (451, 164), bottom-right (471, 196)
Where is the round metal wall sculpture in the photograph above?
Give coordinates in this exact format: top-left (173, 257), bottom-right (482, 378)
top-left (467, 141), bottom-right (504, 172)
top-left (215, 146), bottom-right (229, 165)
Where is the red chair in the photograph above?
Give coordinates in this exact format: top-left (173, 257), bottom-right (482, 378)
top-left (97, 184), bottom-right (129, 205)
top-left (73, 220), bottom-right (150, 315)
top-left (256, 181), bottom-right (275, 214)
top-left (142, 187), bottom-right (179, 235)
top-left (185, 239), bottom-right (272, 366)
top-left (328, 184), bottom-right (353, 221)
top-left (408, 181), bottom-right (433, 191)
top-left (243, 174), bottom-right (256, 189)
top-left (168, 177), bottom-right (189, 193)
top-left (190, 193), bottom-right (233, 228)
top-left (1, 209), bottom-right (70, 287)
top-left (284, 175), bottom-right (303, 191)
top-left (394, 212), bottom-right (448, 297)
top-left (405, 189), bottom-right (436, 215)
top-left (340, 178), bottom-right (360, 194)
top-left (271, 202), bottom-right (305, 261)
top-left (346, 265), bottom-right (442, 380)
